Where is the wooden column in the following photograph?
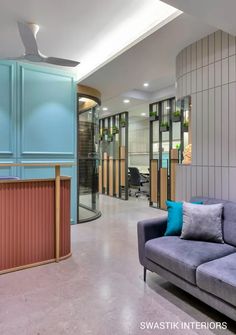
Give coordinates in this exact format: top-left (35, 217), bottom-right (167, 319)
top-left (150, 159), bottom-right (158, 203)
top-left (109, 158), bottom-right (114, 196)
top-left (170, 149), bottom-right (179, 201)
top-left (98, 165), bottom-right (102, 193)
top-left (55, 165), bottom-right (60, 262)
top-left (120, 146), bottom-right (126, 187)
top-left (160, 168), bottom-right (168, 210)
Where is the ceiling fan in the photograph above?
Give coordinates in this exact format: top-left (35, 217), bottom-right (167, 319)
top-left (7, 22), bottom-right (80, 67)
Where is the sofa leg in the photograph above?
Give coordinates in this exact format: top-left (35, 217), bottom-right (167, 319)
top-left (143, 267), bottom-right (147, 282)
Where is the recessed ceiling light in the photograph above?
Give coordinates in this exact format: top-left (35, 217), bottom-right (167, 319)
top-left (123, 99), bottom-right (130, 103)
top-left (102, 107), bottom-right (108, 111)
top-left (141, 113), bottom-right (146, 116)
top-left (143, 82), bottom-right (149, 87)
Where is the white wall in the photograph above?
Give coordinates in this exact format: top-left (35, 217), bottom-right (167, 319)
top-left (176, 30), bottom-right (236, 201)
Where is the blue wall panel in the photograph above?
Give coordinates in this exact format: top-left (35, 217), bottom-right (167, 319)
top-left (0, 61), bottom-right (77, 223)
top-left (0, 61), bottom-right (16, 156)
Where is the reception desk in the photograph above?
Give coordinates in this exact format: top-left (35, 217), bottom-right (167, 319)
top-left (0, 163), bottom-right (72, 275)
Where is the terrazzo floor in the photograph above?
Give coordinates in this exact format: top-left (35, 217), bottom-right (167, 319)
top-left (0, 195), bottom-right (235, 335)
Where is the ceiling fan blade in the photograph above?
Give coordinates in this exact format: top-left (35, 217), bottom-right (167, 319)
top-left (18, 22), bottom-right (39, 55)
top-left (45, 57), bottom-right (80, 67)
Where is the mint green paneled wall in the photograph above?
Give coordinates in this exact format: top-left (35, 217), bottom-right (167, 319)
top-left (0, 61), bottom-right (77, 223)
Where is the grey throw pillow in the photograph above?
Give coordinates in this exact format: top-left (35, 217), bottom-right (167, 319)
top-left (180, 202), bottom-right (224, 243)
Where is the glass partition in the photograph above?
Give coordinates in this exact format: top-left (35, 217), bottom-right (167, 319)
top-left (77, 86), bottom-right (101, 223)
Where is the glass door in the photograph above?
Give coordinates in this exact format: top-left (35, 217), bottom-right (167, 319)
top-left (77, 89), bottom-right (101, 223)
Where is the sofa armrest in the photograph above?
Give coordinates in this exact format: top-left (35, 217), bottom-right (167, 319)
top-left (137, 216), bottom-right (167, 266)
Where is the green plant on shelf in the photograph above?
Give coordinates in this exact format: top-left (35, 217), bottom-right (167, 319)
top-left (183, 120), bottom-right (189, 128)
top-left (176, 143), bottom-right (181, 150)
top-left (160, 121), bottom-right (169, 128)
top-left (149, 111), bottom-right (157, 117)
top-left (120, 117), bottom-right (126, 127)
top-left (112, 125), bottom-right (119, 134)
top-left (173, 110), bottom-right (181, 117)
top-left (102, 127), bottom-right (108, 135)
top-left (107, 133), bottom-right (113, 142)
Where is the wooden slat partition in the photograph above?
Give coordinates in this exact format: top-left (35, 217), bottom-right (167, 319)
top-left (171, 162), bottom-right (177, 201)
top-left (120, 160), bottom-right (125, 187)
top-left (115, 160), bottom-right (119, 195)
top-left (160, 168), bottom-right (168, 210)
top-left (120, 146), bottom-right (126, 159)
top-left (120, 146), bottom-right (126, 187)
top-left (98, 165), bottom-right (102, 193)
top-left (109, 158), bottom-right (113, 196)
top-left (103, 152), bottom-right (108, 192)
top-left (170, 149), bottom-right (179, 201)
top-left (150, 160), bottom-right (158, 203)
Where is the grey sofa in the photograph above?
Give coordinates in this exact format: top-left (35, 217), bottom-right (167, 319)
top-left (137, 197), bottom-right (236, 321)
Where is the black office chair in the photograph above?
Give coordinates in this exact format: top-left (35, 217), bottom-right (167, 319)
top-left (128, 167), bottom-right (149, 198)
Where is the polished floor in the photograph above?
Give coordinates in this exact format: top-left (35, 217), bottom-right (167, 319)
top-left (0, 195), bottom-right (235, 335)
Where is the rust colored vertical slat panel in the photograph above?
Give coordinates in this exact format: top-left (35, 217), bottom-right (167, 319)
top-left (60, 180), bottom-right (71, 258)
top-left (0, 179), bottom-right (71, 273)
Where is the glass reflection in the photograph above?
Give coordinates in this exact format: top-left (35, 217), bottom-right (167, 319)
top-left (78, 97), bottom-right (101, 223)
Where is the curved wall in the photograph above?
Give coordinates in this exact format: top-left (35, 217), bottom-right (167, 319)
top-left (176, 30), bottom-right (236, 201)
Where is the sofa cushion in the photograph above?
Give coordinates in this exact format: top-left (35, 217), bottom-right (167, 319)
top-left (164, 200), bottom-right (203, 236)
top-left (196, 253), bottom-right (236, 307)
top-left (191, 197), bottom-right (236, 247)
top-left (145, 236), bottom-right (235, 284)
top-left (181, 202), bottom-right (224, 243)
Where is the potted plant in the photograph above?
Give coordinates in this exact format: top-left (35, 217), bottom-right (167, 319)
top-left (112, 125), bottom-right (119, 135)
top-left (102, 127), bottom-right (108, 135)
top-left (175, 143), bottom-right (181, 150)
top-left (107, 133), bottom-right (113, 142)
top-left (183, 120), bottom-right (189, 132)
top-left (160, 121), bottom-right (169, 132)
top-left (120, 117), bottom-right (126, 127)
top-left (172, 110), bottom-right (181, 122)
top-left (149, 111), bottom-right (158, 121)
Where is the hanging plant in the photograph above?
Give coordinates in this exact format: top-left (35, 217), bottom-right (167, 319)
top-left (107, 133), bottom-right (113, 142)
top-left (183, 120), bottom-right (189, 132)
top-left (102, 127), bottom-right (108, 135)
top-left (149, 111), bottom-right (158, 121)
top-left (112, 125), bottom-right (119, 135)
top-left (120, 117), bottom-right (126, 127)
top-left (160, 121), bottom-right (169, 132)
top-left (172, 110), bottom-right (181, 122)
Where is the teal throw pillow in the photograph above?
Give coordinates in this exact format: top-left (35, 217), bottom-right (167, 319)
top-left (164, 200), bottom-right (203, 236)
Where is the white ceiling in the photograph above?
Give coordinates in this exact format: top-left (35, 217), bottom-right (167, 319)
top-left (1, 0), bottom-right (235, 121)
top-left (161, 0), bottom-right (236, 36)
top-left (0, 0), bottom-right (180, 79)
top-left (81, 13), bottom-right (215, 119)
